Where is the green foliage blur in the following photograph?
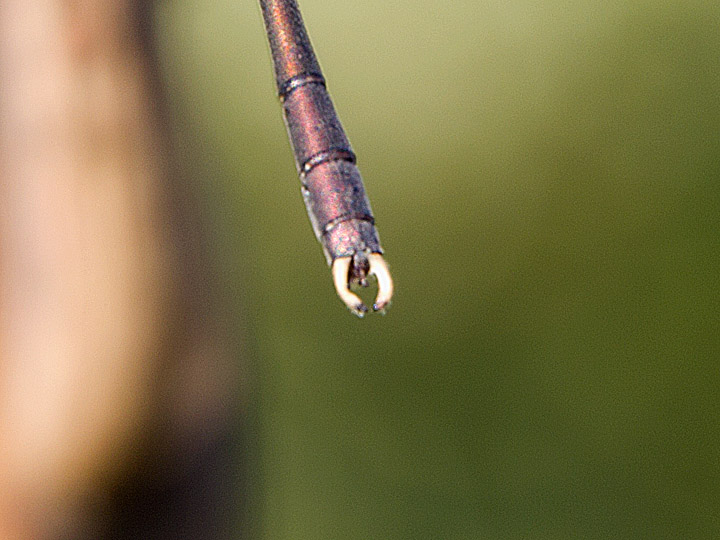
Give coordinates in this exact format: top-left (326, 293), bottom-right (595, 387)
top-left (156, 1), bottom-right (719, 538)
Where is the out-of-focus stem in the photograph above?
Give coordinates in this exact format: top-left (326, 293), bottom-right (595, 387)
top-left (0, 1), bottom-right (170, 537)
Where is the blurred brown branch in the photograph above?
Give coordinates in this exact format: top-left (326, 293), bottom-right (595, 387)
top-left (0, 2), bottom-right (240, 538)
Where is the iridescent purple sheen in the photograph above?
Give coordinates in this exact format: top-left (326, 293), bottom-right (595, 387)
top-left (259, 0), bottom-right (383, 269)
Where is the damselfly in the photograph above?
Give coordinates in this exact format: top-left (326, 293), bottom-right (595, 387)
top-left (259, 0), bottom-right (393, 316)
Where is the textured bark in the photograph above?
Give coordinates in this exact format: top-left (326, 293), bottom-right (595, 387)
top-left (0, 2), bottom-right (239, 538)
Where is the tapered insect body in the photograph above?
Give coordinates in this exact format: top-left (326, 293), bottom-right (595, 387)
top-left (259, 0), bottom-right (393, 316)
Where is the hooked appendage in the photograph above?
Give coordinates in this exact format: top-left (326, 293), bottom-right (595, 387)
top-left (332, 252), bottom-right (394, 317)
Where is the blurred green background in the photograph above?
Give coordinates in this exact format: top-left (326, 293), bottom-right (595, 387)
top-left (155, 1), bottom-right (719, 538)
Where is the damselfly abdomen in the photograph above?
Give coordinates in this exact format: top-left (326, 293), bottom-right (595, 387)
top-left (259, 0), bottom-right (393, 316)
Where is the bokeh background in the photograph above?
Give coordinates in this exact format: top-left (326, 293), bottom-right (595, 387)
top-left (155, 1), bottom-right (719, 538)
